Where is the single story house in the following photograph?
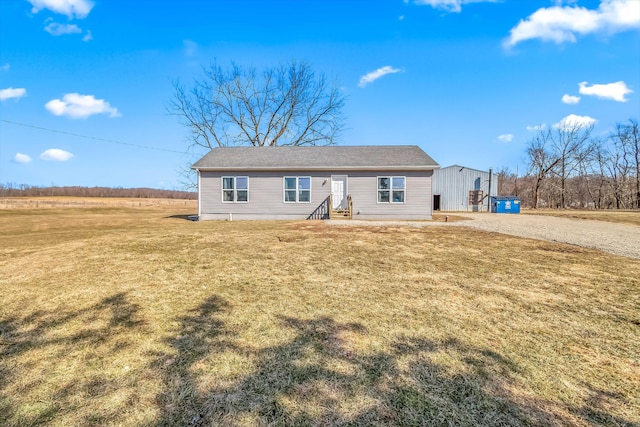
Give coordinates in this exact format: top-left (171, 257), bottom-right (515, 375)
top-left (191, 145), bottom-right (440, 220)
top-left (432, 165), bottom-right (498, 212)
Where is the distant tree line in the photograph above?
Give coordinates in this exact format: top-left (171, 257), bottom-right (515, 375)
top-left (0, 184), bottom-right (196, 200)
top-left (498, 119), bottom-right (639, 209)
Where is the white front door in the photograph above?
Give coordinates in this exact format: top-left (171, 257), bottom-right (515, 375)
top-left (331, 176), bottom-right (347, 209)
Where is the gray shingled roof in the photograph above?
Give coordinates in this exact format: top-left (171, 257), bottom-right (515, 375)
top-left (192, 145), bottom-right (439, 171)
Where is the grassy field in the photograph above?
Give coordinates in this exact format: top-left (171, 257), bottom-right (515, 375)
top-left (1, 200), bottom-right (639, 426)
top-left (522, 209), bottom-right (640, 227)
top-left (0, 196), bottom-right (195, 209)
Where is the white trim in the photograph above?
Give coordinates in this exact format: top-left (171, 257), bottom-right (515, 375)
top-left (197, 170), bottom-right (202, 217)
top-left (221, 176), bottom-right (249, 203)
top-left (283, 176), bottom-right (312, 203)
top-left (376, 176), bottom-right (406, 204)
top-left (330, 175), bottom-right (348, 210)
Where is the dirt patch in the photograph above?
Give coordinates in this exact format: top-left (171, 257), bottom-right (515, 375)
top-left (432, 213), bottom-right (472, 222)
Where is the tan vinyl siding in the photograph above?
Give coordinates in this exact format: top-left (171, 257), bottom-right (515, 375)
top-left (198, 169), bottom-right (433, 220)
top-left (199, 171), bottom-right (331, 220)
top-left (348, 170), bottom-right (432, 220)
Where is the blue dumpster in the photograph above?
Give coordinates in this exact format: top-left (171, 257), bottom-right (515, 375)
top-left (491, 196), bottom-right (520, 214)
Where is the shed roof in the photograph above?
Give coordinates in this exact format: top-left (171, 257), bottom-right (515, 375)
top-left (192, 145), bottom-right (439, 171)
top-left (436, 164), bottom-right (497, 175)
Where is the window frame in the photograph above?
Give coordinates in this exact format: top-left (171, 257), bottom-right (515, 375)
top-left (377, 176), bottom-right (406, 204)
top-left (221, 176), bottom-right (249, 203)
top-left (283, 176), bottom-right (312, 203)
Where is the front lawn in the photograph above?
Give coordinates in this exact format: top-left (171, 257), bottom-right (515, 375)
top-left (1, 202), bottom-right (638, 426)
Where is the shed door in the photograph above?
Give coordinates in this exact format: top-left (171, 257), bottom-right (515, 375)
top-left (331, 175), bottom-right (347, 209)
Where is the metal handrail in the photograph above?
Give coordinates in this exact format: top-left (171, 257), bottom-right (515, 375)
top-left (306, 196), bottom-right (331, 220)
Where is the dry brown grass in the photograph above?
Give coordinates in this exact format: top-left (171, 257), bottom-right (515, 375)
top-left (522, 208), bottom-right (640, 227)
top-left (1, 199), bottom-right (639, 426)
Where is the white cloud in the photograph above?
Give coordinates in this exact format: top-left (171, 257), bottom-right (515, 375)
top-left (0, 63), bottom-right (9, 72)
top-left (82, 30), bottom-right (92, 42)
top-left (45, 93), bottom-right (121, 119)
top-left (44, 22), bottom-right (82, 36)
top-left (28, 0), bottom-right (94, 19)
top-left (578, 81), bottom-right (632, 102)
top-left (526, 123), bottom-right (547, 131)
top-left (0, 87), bottom-right (27, 101)
top-left (410, 0), bottom-right (497, 13)
top-left (40, 148), bottom-right (74, 162)
top-left (358, 66), bottom-right (402, 88)
top-left (554, 114), bottom-right (597, 130)
top-left (504, 0), bottom-right (640, 48)
top-left (14, 153), bottom-right (32, 164)
top-left (498, 134), bottom-right (513, 142)
top-left (561, 94), bottom-right (581, 104)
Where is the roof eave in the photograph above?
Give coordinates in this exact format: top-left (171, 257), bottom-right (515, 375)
top-left (192, 165), bottom-right (440, 171)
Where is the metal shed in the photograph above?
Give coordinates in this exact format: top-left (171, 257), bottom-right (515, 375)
top-left (432, 165), bottom-right (498, 212)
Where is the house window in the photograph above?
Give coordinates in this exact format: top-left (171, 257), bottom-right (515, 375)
top-left (222, 176), bottom-right (248, 203)
top-left (284, 176), bottom-right (311, 203)
top-left (378, 176), bottom-right (405, 203)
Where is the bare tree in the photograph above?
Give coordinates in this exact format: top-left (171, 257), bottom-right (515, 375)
top-left (526, 130), bottom-right (559, 209)
top-left (549, 122), bottom-right (594, 209)
top-left (601, 136), bottom-right (631, 209)
top-left (578, 139), bottom-right (608, 209)
top-left (519, 119), bottom-right (638, 210)
top-left (496, 166), bottom-right (518, 196)
top-left (612, 119), bottom-right (640, 208)
top-left (525, 123), bottom-right (594, 209)
top-left (169, 60), bottom-right (345, 151)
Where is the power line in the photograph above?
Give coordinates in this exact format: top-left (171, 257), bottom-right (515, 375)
top-left (1, 119), bottom-right (188, 154)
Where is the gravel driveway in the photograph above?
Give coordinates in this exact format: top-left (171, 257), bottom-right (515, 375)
top-left (460, 213), bottom-right (640, 259)
top-left (328, 214), bottom-right (640, 259)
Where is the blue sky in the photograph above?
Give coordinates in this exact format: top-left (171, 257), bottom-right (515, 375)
top-left (1, 0), bottom-right (638, 189)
